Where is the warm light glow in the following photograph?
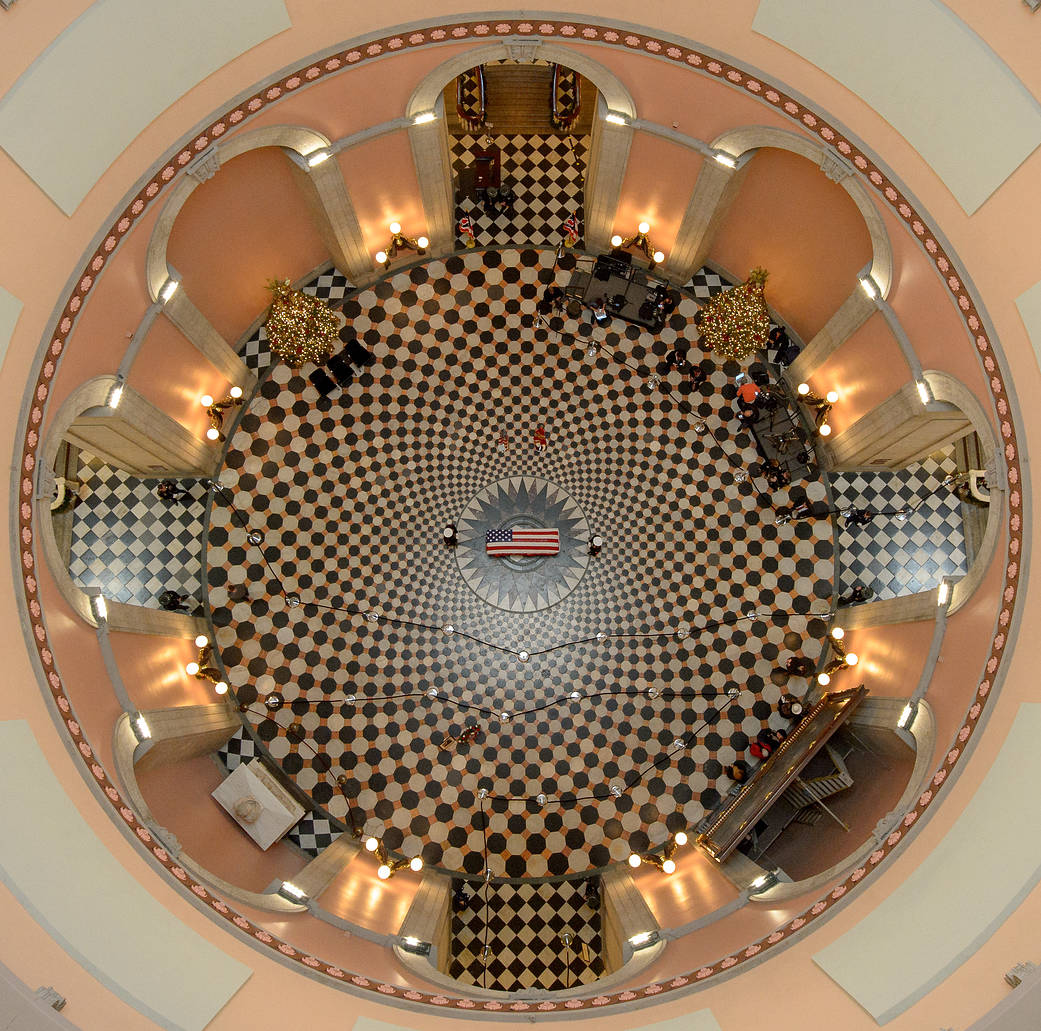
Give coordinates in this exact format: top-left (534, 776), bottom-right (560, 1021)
top-left (628, 931), bottom-right (655, 948)
top-left (610, 234), bottom-right (623, 247)
top-left (206, 427), bottom-right (220, 441)
top-left (638, 221), bottom-right (650, 235)
top-left (797, 382), bottom-right (810, 395)
top-left (402, 935), bottom-right (422, 947)
top-left (91, 595), bottom-right (108, 623)
top-left (652, 250), bottom-right (665, 263)
top-left (674, 830), bottom-right (688, 846)
top-left (133, 715), bottom-right (151, 740)
top-left (938, 581), bottom-right (950, 606)
top-left (194, 634), bottom-right (209, 648)
top-left (364, 836), bottom-right (379, 852)
top-left (749, 872), bottom-right (771, 890)
top-left (413, 111), bottom-right (437, 125)
top-left (817, 672), bottom-right (831, 686)
top-left (229, 385), bottom-right (243, 399)
top-left (417, 236), bottom-right (429, 249)
top-left (831, 627), bottom-right (845, 641)
top-left (826, 390), bottom-right (840, 404)
top-left (214, 681), bottom-right (228, 695)
top-left (916, 380), bottom-right (931, 405)
top-left (376, 864), bottom-right (391, 880)
top-left (845, 653), bottom-right (859, 667)
top-left (628, 853), bottom-right (642, 868)
top-left (389, 222), bottom-right (402, 235)
top-left (160, 278), bottom-right (180, 303)
top-left (375, 250), bottom-right (387, 264)
top-left (859, 274), bottom-right (878, 299)
top-left (280, 880), bottom-right (307, 899)
top-left (604, 112), bottom-right (627, 125)
top-left (306, 150), bottom-right (330, 168)
top-left (185, 662), bottom-right (200, 677)
top-left (199, 394), bottom-right (214, 408)
top-left (713, 151), bottom-right (738, 168)
top-left (661, 858), bottom-right (676, 874)
top-left (818, 423), bottom-right (832, 436)
top-left (898, 703), bottom-right (914, 729)
top-left (106, 382), bottom-right (124, 410)
top-left (409, 856), bottom-right (424, 872)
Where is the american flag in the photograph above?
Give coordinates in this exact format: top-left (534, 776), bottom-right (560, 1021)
top-left (485, 527), bottom-right (560, 556)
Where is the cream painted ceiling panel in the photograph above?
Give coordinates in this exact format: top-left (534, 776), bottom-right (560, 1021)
top-left (1015, 278), bottom-right (1041, 377)
top-left (0, 720), bottom-right (251, 1031)
top-left (627, 1009), bottom-right (724, 1031)
top-left (0, 284), bottom-right (23, 373)
top-left (753, 0), bottom-right (1041, 214)
top-left (813, 703), bottom-right (1041, 1023)
top-left (0, 0), bottom-right (291, 215)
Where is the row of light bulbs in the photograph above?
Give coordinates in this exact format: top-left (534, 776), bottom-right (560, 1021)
top-left (627, 830), bottom-right (688, 874)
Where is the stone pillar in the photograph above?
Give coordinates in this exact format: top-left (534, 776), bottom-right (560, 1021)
top-left (787, 288), bottom-right (879, 384)
top-left (584, 109), bottom-right (633, 252)
top-left (64, 382), bottom-right (219, 477)
top-left (162, 290), bottom-right (256, 392)
top-left (824, 380), bottom-right (972, 471)
top-left (838, 587), bottom-right (941, 629)
top-left (396, 872), bottom-right (453, 971)
top-left (106, 602), bottom-right (208, 639)
top-left (663, 156), bottom-right (752, 284)
top-left (601, 867), bottom-right (658, 973)
top-left (134, 703), bottom-right (241, 772)
top-left (408, 118), bottom-right (455, 254)
top-left (284, 152), bottom-right (371, 282)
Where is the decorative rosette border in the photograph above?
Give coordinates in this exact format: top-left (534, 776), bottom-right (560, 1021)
top-left (15, 18), bottom-right (1022, 1014)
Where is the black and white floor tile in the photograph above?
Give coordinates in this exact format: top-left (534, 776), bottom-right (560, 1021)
top-left (685, 267), bottom-right (734, 300)
top-left (205, 248), bottom-right (836, 878)
top-left (449, 877), bottom-right (602, 991)
top-left (239, 268), bottom-right (355, 372)
top-left (829, 448), bottom-right (967, 600)
top-left (451, 134), bottom-right (587, 249)
top-left (68, 452), bottom-right (206, 607)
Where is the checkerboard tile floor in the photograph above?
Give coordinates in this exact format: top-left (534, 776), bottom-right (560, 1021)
top-left (205, 248), bottom-right (837, 879)
top-left (452, 134), bottom-right (587, 249)
top-left (449, 876), bottom-right (602, 991)
top-left (69, 452), bottom-right (206, 607)
top-left (240, 267), bottom-right (355, 372)
top-left (829, 448), bottom-right (968, 600)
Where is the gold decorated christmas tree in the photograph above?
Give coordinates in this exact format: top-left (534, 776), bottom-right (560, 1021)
top-left (698, 267), bottom-right (771, 362)
top-left (264, 279), bottom-right (340, 368)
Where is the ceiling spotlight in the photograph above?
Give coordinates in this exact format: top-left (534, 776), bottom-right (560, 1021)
top-left (628, 853), bottom-right (642, 868)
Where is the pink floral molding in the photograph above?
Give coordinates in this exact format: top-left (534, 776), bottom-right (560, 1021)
top-left (15, 18), bottom-right (1022, 1015)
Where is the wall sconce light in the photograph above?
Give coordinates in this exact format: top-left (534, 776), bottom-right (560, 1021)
top-left (412, 111), bottom-right (437, 125)
top-left (375, 222), bottom-right (429, 269)
top-left (131, 713), bottom-right (151, 741)
top-left (628, 930), bottom-right (659, 950)
top-left (897, 702), bottom-right (916, 729)
top-left (816, 626), bottom-right (858, 685)
top-left (796, 382), bottom-right (839, 436)
top-left (201, 385), bottom-right (243, 442)
top-left (604, 111), bottom-right (629, 126)
top-left (610, 222), bottom-right (665, 269)
top-left (306, 149), bottom-right (330, 168)
top-left (859, 274), bottom-right (879, 300)
top-left (916, 379), bottom-right (932, 405)
top-left (184, 644), bottom-right (228, 694)
top-left (160, 278), bottom-right (180, 304)
top-left (89, 592), bottom-right (108, 625)
top-left (627, 831), bottom-right (688, 874)
top-left (399, 935), bottom-right (432, 956)
top-left (749, 869), bottom-right (778, 892)
top-left (937, 579), bottom-right (951, 607)
top-left (106, 376), bottom-right (125, 410)
top-left (368, 838), bottom-right (424, 879)
top-left (713, 150), bottom-right (738, 169)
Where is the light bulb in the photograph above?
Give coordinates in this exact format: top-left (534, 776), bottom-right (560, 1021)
top-left (845, 652), bottom-right (859, 666)
top-left (364, 837), bottom-right (379, 852)
top-left (826, 390), bottom-right (839, 404)
top-left (818, 423), bottom-right (832, 436)
top-left (389, 222), bottom-right (401, 235)
top-left (375, 250), bottom-right (387, 264)
top-left (200, 394), bottom-right (214, 408)
top-left (377, 864), bottom-right (391, 880)
top-left (610, 234), bottom-right (623, 247)
top-left (185, 662), bottom-right (200, 676)
top-left (229, 385), bottom-right (243, 399)
top-left (638, 221), bottom-right (650, 234)
top-left (797, 382), bottom-right (810, 396)
top-left (417, 236), bottom-right (429, 249)
top-left (409, 856), bottom-right (424, 872)
top-left (831, 627), bottom-right (845, 641)
top-left (674, 831), bottom-right (688, 846)
top-left (194, 634), bottom-right (209, 648)
top-left (214, 681), bottom-right (228, 695)
top-left (662, 859), bottom-right (676, 874)
top-left (628, 853), bottom-right (642, 868)
top-left (206, 427), bottom-right (220, 441)
top-left (817, 672), bottom-right (831, 686)
top-left (652, 250), bottom-right (665, 263)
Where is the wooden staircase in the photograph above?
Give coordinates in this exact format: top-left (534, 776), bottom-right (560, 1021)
top-left (444, 63), bottom-right (595, 136)
top-left (784, 745), bottom-right (854, 826)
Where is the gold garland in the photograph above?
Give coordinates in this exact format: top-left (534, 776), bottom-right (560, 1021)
top-left (698, 267), bottom-right (771, 362)
top-left (264, 278), bottom-right (339, 368)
